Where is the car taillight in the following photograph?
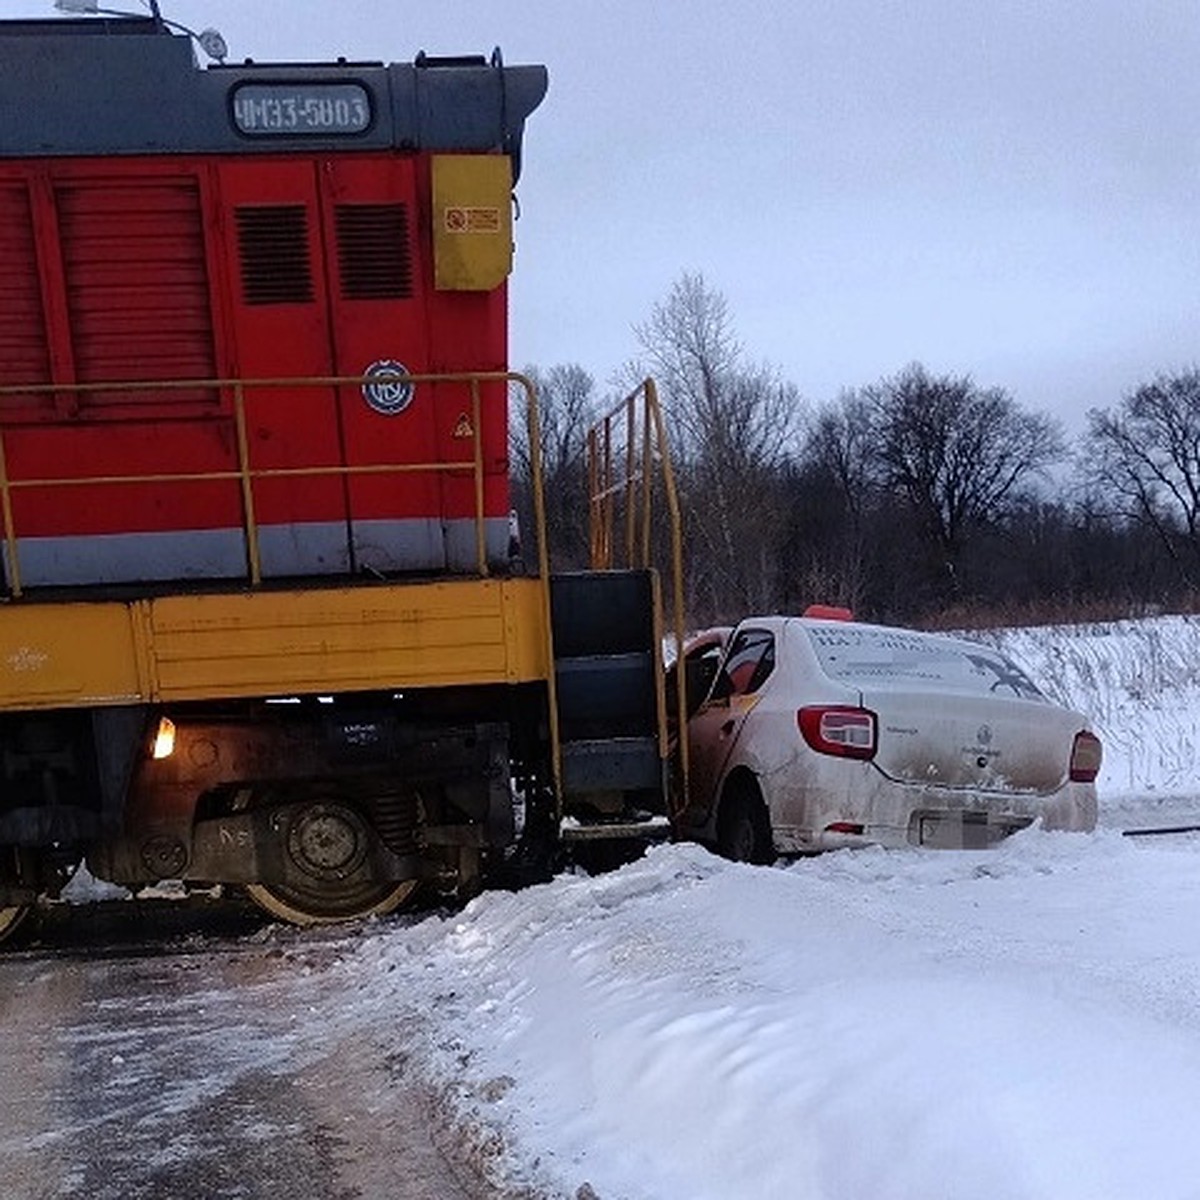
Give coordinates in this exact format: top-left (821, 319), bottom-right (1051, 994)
top-left (1069, 730), bottom-right (1102, 782)
top-left (798, 706), bottom-right (877, 760)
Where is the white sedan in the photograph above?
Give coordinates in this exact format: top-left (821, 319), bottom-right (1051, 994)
top-left (673, 612), bottom-right (1100, 861)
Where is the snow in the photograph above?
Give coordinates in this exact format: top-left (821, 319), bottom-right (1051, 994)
top-left (330, 831), bottom-right (1200, 1199)
top-left (296, 615), bottom-right (1200, 1199)
top-left (25, 614), bottom-right (1200, 1198)
top-left (977, 614), bottom-right (1200, 812)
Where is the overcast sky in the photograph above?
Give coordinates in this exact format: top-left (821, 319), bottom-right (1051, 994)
top-left (8, 1), bottom-right (1199, 430)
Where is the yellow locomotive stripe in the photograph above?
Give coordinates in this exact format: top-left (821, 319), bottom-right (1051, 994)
top-left (0, 577), bottom-right (550, 710)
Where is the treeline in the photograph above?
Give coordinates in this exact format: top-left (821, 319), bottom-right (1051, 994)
top-left (512, 273), bottom-right (1200, 629)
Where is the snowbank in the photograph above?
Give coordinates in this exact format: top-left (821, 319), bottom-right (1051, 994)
top-left (332, 827), bottom-right (1200, 1200)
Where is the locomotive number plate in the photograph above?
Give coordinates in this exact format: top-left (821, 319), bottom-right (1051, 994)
top-left (231, 83), bottom-right (372, 136)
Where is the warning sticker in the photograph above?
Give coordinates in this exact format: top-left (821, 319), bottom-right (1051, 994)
top-left (444, 206), bottom-right (502, 234)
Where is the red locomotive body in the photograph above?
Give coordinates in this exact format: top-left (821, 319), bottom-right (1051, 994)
top-left (0, 22), bottom-right (543, 586)
top-left (0, 16), bottom-right (672, 941)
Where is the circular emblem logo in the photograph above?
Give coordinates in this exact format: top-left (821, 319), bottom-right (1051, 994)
top-left (361, 359), bottom-right (414, 416)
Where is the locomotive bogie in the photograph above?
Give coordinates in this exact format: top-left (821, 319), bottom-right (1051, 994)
top-left (84, 697), bottom-right (522, 908)
top-left (0, 687), bottom-right (539, 934)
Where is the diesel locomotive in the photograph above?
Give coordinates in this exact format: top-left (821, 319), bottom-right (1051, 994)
top-left (0, 11), bottom-right (677, 940)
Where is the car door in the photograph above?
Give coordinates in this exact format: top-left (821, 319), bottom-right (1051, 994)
top-left (665, 631), bottom-right (729, 742)
top-left (685, 626), bottom-right (776, 819)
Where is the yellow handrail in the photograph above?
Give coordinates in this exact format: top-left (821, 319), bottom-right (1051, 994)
top-left (0, 367), bottom-right (568, 811)
top-left (0, 370), bottom-right (526, 596)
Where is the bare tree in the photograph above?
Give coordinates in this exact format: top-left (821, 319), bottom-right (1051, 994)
top-left (792, 390), bottom-right (882, 612)
top-left (1082, 368), bottom-right (1200, 587)
top-left (867, 363), bottom-right (1063, 602)
top-left (805, 390), bottom-right (879, 532)
top-left (636, 274), bottom-right (740, 450)
top-left (635, 273), bottom-right (797, 466)
top-left (509, 363), bottom-right (598, 569)
top-left (634, 272), bottom-right (802, 618)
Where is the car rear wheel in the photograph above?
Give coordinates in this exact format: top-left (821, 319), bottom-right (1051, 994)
top-left (717, 780), bottom-right (773, 865)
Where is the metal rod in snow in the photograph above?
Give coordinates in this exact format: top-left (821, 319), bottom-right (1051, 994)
top-left (1121, 824), bottom-right (1200, 837)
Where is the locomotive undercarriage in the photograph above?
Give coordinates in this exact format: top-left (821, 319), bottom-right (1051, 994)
top-left (0, 685), bottom-right (550, 937)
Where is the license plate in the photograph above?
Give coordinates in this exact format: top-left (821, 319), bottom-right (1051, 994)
top-left (918, 812), bottom-right (1010, 849)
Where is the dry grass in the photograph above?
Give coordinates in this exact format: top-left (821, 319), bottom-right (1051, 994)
top-left (920, 594), bottom-right (1200, 633)
top-left (967, 613), bottom-right (1200, 799)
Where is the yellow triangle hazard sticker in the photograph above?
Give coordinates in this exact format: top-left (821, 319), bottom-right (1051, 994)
top-left (452, 413), bottom-right (474, 439)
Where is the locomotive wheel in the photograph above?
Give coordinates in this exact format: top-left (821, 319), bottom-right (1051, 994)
top-left (243, 799), bottom-right (418, 926)
top-left (0, 905), bottom-right (30, 945)
top-left (244, 878), bottom-right (417, 926)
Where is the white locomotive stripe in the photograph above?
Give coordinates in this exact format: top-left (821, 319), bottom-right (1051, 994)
top-left (4, 517), bottom-right (514, 587)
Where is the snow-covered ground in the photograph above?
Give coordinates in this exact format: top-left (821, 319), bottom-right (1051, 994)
top-left (307, 614), bottom-right (1200, 1199)
top-left (338, 834), bottom-right (1200, 1200)
top-left (34, 614), bottom-right (1200, 1199)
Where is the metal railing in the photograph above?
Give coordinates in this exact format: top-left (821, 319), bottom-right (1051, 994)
top-left (586, 378), bottom-right (688, 808)
top-left (0, 370), bottom-right (540, 599)
top-left (0, 367), bottom-right (588, 809)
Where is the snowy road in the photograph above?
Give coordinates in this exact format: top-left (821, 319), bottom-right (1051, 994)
top-left (0, 912), bottom-right (491, 1200)
top-left (5, 817), bottom-right (1200, 1199)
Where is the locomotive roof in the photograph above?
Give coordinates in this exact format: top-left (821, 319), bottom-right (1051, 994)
top-left (0, 17), bottom-right (548, 176)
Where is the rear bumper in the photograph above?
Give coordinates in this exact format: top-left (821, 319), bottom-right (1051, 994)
top-left (774, 779), bottom-right (1098, 853)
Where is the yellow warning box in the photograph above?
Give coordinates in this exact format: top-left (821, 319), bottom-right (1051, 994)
top-left (432, 154), bottom-right (513, 291)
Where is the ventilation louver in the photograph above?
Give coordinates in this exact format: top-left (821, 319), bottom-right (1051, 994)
top-left (57, 175), bottom-right (218, 412)
top-left (0, 184), bottom-right (50, 402)
top-left (335, 204), bottom-right (413, 300)
top-left (236, 205), bottom-right (314, 305)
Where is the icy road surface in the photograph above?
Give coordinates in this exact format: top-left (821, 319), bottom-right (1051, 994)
top-left (0, 915), bottom-right (490, 1200)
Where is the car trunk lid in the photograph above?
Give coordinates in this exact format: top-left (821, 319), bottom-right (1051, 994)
top-left (802, 622), bottom-right (1080, 796)
top-left (866, 689), bottom-right (1077, 794)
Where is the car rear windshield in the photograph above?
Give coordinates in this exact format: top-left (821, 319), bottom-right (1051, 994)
top-left (802, 624), bottom-right (1045, 700)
